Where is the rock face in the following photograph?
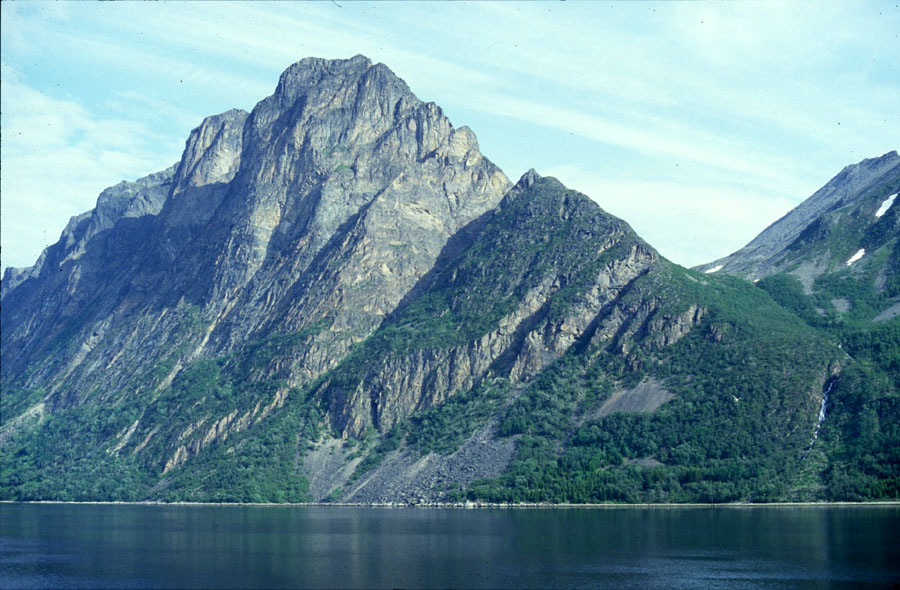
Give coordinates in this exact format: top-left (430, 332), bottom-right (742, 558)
top-left (0, 56), bottom-right (848, 504)
top-left (171, 108), bottom-right (247, 196)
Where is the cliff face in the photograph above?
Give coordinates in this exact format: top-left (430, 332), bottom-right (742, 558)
top-left (1, 56), bottom-right (852, 504)
top-left (188, 56), bottom-right (508, 357)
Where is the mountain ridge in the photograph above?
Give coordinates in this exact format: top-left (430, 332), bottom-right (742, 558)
top-left (695, 150), bottom-right (900, 287)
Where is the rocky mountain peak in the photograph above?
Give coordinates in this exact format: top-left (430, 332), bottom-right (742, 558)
top-left (197, 56), bottom-right (509, 309)
top-left (833, 150), bottom-right (899, 186)
top-left (273, 55), bottom-right (376, 101)
top-left (1, 55), bottom-right (510, 425)
top-left (515, 168), bottom-right (542, 190)
top-left (171, 108), bottom-right (248, 196)
top-left (248, 55), bottom-right (418, 153)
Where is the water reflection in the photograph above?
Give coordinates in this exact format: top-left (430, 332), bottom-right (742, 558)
top-left (1, 504), bottom-right (898, 589)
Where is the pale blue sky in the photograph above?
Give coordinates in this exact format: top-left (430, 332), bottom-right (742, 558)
top-left (2, 1), bottom-right (898, 270)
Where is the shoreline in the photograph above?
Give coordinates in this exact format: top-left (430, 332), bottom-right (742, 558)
top-left (3, 500), bottom-right (899, 508)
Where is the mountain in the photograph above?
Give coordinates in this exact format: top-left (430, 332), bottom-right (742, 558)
top-left (308, 172), bottom-right (839, 504)
top-left (696, 151), bottom-right (900, 323)
top-left (694, 152), bottom-right (900, 503)
top-left (2, 54), bottom-right (508, 426)
top-left (0, 56), bottom-right (888, 504)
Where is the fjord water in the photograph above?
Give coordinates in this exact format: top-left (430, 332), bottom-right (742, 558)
top-left (1, 504), bottom-right (898, 589)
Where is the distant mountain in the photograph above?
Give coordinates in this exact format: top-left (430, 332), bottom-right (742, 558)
top-left (695, 151), bottom-right (900, 503)
top-left (1, 56), bottom-right (890, 504)
top-left (696, 151), bottom-right (900, 322)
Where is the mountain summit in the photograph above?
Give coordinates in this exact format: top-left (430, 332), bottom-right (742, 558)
top-left (1, 57), bottom-right (892, 504)
top-left (696, 150), bottom-right (899, 324)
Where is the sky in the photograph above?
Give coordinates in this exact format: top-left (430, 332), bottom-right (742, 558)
top-left (1, 2), bottom-right (898, 271)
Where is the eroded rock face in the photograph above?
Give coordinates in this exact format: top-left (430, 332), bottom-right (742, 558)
top-left (193, 56), bottom-right (509, 362)
top-left (1, 165), bottom-right (176, 299)
top-left (171, 108), bottom-right (247, 196)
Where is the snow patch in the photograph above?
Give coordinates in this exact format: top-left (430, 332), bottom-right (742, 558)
top-left (704, 265), bottom-right (723, 274)
top-left (875, 193), bottom-right (897, 218)
top-left (845, 248), bottom-right (865, 266)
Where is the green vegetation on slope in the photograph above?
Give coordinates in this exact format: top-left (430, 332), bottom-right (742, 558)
top-left (341, 262), bottom-right (843, 504)
top-left (457, 267), bottom-right (839, 503)
top-left (756, 249), bottom-right (900, 501)
top-left (1, 327), bottom-right (327, 503)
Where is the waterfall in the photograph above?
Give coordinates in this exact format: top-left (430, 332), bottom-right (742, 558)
top-left (801, 377), bottom-right (835, 460)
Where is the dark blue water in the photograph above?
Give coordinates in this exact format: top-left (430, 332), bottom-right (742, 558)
top-left (1, 503), bottom-right (898, 589)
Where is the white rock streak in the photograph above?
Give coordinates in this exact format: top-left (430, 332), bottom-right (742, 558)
top-left (801, 378), bottom-right (834, 461)
top-left (875, 193), bottom-right (897, 218)
top-left (704, 264), bottom-right (723, 274)
top-left (845, 248), bottom-right (865, 266)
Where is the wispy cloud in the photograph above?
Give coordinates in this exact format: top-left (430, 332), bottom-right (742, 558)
top-left (471, 92), bottom-right (813, 198)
